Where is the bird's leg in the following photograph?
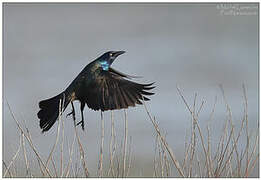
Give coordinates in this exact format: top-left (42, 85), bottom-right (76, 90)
top-left (66, 102), bottom-right (76, 126)
top-left (76, 102), bottom-right (85, 130)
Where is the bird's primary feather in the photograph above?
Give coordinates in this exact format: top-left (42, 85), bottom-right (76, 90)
top-left (82, 68), bottom-right (155, 111)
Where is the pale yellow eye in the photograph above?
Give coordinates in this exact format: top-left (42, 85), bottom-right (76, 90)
top-left (110, 53), bottom-right (113, 57)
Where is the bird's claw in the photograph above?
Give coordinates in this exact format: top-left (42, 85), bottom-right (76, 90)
top-left (67, 110), bottom-right (76, 126)
top-left (66, 111), bottom-right (73, 118)
top-left (76, 121), bottom-right (85, 130)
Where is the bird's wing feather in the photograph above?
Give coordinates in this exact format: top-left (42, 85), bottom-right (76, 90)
top-left (83, 68), bottom-right (155, 111)
top-left (109, 67), bottom-right (143, 79)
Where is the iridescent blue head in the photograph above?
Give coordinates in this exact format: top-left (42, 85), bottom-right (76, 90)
top-left (98, 51), bottom-right (125, 70)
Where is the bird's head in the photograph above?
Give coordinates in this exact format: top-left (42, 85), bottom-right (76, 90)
top-left (98, 51), bottom-right (125, 70)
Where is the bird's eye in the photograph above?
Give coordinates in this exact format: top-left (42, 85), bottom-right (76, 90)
top-left (109, 53), bottom-right (113, 57)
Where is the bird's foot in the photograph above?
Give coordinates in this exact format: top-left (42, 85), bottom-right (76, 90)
top-left (66, 111), bottom-right (76, 126)
top-left (66, 111), bottom-right (75, 118)
top-left (76, 120), bottom-right (85, 131)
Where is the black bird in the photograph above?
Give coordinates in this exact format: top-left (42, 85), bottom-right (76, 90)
top-left (37, 51), bottom-right (155, 132)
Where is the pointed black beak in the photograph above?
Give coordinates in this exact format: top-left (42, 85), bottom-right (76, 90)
top-left (113, 51), bottom-right (125, 57)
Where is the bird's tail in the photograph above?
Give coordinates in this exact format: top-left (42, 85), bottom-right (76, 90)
top-left (37, 92), bottom-right (69, 132)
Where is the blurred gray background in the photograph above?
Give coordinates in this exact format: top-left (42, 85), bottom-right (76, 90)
top-left (3, 3), bottom-right (258, 177)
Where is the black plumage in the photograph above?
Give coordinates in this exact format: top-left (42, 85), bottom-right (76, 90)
top-left (37, 51), bottom-right (155, 132)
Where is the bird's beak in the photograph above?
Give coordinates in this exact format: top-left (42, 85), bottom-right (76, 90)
top-left (113, 51), bottom-right (126, 57)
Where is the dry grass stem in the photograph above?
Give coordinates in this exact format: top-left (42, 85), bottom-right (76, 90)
top-left (64, 133), bottom-right (76, 177)
top-left (4, 132), bottom-right (22, 177)
top-left (143, 97), bottom-right (185, 177)
top-left (60, 105), bottom-right (65, 177)
top-left (3, 85), bottom-right (258, 178)
top-left (122, 110), bottom-right (128, 177)
top-left (21, 132), bottom-right (31, 177)
top-left (98, 111), bottom-right (104, 177)
top-left (6, 99), bottom-right (52, 177)
top-left (50, 156), bottom-right (58, 177)
top-left (3, 160), bottom-right (12, 177)
top-left (108, 111), bottom-right (116, 177)
top-left (126, 136), bottom-right (132, 177)
top-left (45, 98), bottom-right (63, 173)
top-left (74, 125), bottom-right (89, 177)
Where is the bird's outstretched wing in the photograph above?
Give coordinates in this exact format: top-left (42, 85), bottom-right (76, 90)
top-left (84, 68), bottom-right (155, 111)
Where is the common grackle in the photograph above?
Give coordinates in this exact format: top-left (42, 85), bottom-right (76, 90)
top-left (37, 51), bottom-right (155, 132)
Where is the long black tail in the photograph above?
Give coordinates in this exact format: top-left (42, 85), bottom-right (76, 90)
top-left (37, 92), bottom-right (69, 132)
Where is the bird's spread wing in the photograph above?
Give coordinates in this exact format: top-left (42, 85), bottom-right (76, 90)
top-left (84, 68), bottom-right (155, 111)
